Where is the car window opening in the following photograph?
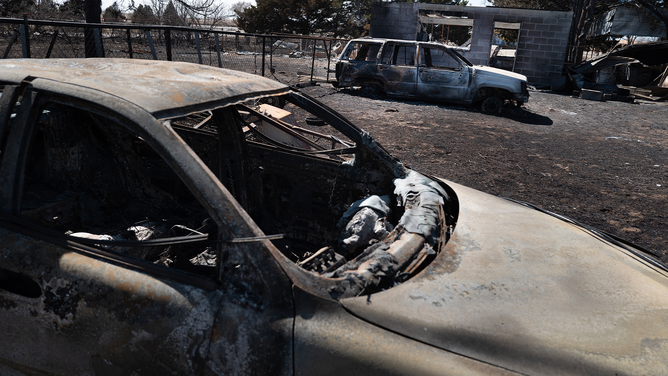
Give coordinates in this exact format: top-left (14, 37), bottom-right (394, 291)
top-left (218, 96), bottom-right (456, 298)
top-left (168, 95), bottom-right (456, 297)
top-left (21, 103), bottom-right (217, 278)
top-left (340, 42), bottom-right (382, 62)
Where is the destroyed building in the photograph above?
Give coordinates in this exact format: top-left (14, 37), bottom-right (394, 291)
top-left (369, 2), bottom-right (573, 88)
top-left (575, 6), bottom-right (668, 101)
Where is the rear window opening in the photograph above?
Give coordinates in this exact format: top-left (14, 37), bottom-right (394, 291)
top-left (340, 42), bottom-right (383, 62)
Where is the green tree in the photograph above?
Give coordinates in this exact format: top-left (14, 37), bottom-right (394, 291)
top-left (163, 0), bottom-right (182, 25)
top-left (103, 1), bottom-right (125, 21)
top-left (35, 0), bottom-right (59, 18)
top-left (133, 4), bottom-right (158, 24)
top-left (59, 0), bottom-right (85, 18)
top-left (632, 0), bottom-right (668, 38)
top-left (0, 0), bottom-right (35, 17)
top-left (236, 0), bottom-right (346, 35)
top-left (340, 0), bottom-right (372, 37)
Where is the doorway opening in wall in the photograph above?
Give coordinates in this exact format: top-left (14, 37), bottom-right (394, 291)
top-left (419, 13), bottom-right (473, 50)
top-left (490, 21), bottom-right (522, 71)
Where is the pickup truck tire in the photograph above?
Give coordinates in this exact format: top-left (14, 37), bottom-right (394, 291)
top-left (360, 82), bottom-right (385, 99)
top-left (482, 96), bottom-right (503, 114)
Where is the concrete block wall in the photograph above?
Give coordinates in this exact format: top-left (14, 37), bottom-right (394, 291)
top-left (370, 3), bottom-right (573, 87)
top-left (370, 2), bottom-right (419, 40)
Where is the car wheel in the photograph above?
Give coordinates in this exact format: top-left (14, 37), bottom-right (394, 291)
top-left (481, 96), bottom-right (503, 114)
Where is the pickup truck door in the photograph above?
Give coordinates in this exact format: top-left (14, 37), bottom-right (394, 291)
top-left (416, 44), bottom-right (470, 102)
top-left (377, 42), bottom-right (417, 96)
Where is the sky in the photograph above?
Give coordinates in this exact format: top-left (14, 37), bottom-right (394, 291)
top-left (102, 0), bottom-right (490, 17)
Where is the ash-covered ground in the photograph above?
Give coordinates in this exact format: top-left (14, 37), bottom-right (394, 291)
top-left (301, 84), bottom-right (668, 259)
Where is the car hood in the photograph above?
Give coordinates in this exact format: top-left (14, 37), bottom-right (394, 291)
top-left (472, 65), bottom-right (527, 82)
top-left (341, 180), bottom-right (668, 375)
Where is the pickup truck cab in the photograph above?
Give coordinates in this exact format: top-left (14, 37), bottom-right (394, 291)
top-left (333, 38), bottom-right (529, 113)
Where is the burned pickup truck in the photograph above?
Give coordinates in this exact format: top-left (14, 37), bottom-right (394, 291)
top-left (333, 38), bottom-right (530, 113)
top-left (1, 59), bottom-right (667, 375)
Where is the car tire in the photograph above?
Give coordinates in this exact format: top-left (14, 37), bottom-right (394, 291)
top-left (305, 117), bottom-right (327, 126)
top-left (481, 96), bottom-right (503, 114)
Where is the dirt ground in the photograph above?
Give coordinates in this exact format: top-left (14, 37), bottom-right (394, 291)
top-left (300, 84), bottom-right (668, 259)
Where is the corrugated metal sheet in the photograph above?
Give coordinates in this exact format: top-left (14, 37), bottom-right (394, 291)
top-left (588, 7), bottom-right (667, 37)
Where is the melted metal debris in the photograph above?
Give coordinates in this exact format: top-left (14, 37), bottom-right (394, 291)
top-left (394, 170), bottom-right (447, 244)
top-left (329, 170), bottom-right (448, 298)
top-left (338, 195), bottom-right (393, 256)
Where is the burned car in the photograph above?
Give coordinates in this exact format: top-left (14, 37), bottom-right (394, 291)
top-left (0, 59), bottom-right (667, 376)
top-left (334, 38), bottom-right (530, 113)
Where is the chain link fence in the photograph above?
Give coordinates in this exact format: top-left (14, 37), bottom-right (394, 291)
top-left (0, 17), bottom-right (348, 86)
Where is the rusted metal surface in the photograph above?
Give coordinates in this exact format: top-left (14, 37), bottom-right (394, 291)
top-left (0, 59), bottom-right (290, 117)
top-left (334, 38), bottom-right (530, 106)
top-left (293, 286), bottom-right (522, 376)
top-left (0, 230), bottom-right (223, 375)
top-left (342, 180), bottom-right (668, 375)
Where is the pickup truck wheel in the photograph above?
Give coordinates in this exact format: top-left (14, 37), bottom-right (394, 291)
top-left (482, 96), bottom-right (503, 114)
top-left (360, 83), bottom-right (385, 99)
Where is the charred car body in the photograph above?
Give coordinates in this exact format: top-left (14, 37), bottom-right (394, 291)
top-left (334, 38), bottom-right (530, 113)
top-left (0, 59), bottom-right (667, 375)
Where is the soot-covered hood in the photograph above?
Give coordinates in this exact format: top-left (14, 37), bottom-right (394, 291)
top-left (341, 180), bottom-right (668, 375)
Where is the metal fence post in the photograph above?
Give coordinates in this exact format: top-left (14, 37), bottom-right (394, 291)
top-left (310, 38), bottom-right (316, 84)
top-left (261, 36), bottom-right (266, 77)
top-left (126, 29), bottom-right (133, 58)
top-left (20, 15), bottom-right (30, 58)
top-left (145, 30), bottom-right (157, 60)
top-left (195, 32), bottom-right (202, 64)
top-left (45, 30), bottom-right (59, 58)
top-left (215, 33), bottom-right (222, 68)
top-left (2, 29), bottom-right (19, 59)
top-left (165, 29), bottom-right (172, 61)
top-left (269, 36), bottom-right (274, 75)
top-left (94, 27), bottom-right (104, 57)
top-left (326, 40), bottom-right (332, 82)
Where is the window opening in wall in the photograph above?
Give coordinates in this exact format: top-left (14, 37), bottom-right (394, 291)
top-left (418, 12), bottom-right (473, 50)
top-left (490, 21), bottom-right (522, 72)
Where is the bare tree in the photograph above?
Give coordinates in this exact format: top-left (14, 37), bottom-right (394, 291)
top-left (34, 0), bottom-right (60, 19)
top-left (177, 0), bottom-right (227, 28)
top-left (230, 1), bottom-right (251, 16)
top-left (146, 0), bottom-right (168, 24)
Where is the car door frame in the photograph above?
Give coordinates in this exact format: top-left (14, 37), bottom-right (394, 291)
top-left (377, 41), bottom-right (418, 96)
top-left (0, 82), bottom-right (295, 375)
top-left (416, 43), bottom-right (471, 102)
